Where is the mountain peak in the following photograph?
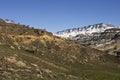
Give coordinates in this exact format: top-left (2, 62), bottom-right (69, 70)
top-left (54, 23), bottom-right (116, 38)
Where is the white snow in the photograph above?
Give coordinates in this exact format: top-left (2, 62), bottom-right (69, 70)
top-left (54, 23), bottom-right (116, 39)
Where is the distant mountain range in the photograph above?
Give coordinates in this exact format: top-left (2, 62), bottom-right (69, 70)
top-left (54, 23), bottom-right (120, 39)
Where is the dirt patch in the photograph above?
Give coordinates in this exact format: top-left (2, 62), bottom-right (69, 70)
top-left (5, 56), bottom-right (26, 67)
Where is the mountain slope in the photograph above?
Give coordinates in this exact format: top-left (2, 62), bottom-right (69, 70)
top-left (0, 18), bottom-right (120, 80)
top-left (54, 23), bottom-right (116, 38)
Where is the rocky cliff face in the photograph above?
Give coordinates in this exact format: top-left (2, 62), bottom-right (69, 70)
top-left (55, 23), bottom-right (120, 47)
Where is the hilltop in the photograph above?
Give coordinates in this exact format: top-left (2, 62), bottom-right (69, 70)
top-left (0, 18), bottom-right (120, 80)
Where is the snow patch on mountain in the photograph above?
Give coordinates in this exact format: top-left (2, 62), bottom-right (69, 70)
top-left (54, 23), bottom-right (116, 38)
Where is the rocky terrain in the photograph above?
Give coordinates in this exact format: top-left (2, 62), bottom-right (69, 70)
top-left (0, 18), bottom-right (120, 80)
top-left (55, 23), bottom-right (120, 46)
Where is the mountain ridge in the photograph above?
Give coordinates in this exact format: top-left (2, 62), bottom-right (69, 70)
top-left (54, 23), bottom-right (119, 39)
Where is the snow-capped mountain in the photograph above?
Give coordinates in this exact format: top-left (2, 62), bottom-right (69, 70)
top-left (54, 23), bottom-right (116, 39)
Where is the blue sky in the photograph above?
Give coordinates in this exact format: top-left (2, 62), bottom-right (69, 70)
top-left (0, 0), bottom-right (120, 32)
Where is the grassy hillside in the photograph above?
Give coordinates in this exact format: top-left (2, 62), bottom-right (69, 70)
top-left (0, 18), bottom-right (120, 80)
